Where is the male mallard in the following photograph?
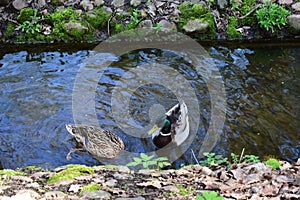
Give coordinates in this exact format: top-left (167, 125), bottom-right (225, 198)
top-left (148, 101), bottom-right (189, 148)
top-left (65, 124), bottom-right (125, 159)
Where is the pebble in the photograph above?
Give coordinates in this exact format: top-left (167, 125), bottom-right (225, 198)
top-left (82, 190), bottom-right (112, 199)
top-left (104, 179), bottom-right (118, 187)
top-left (44, 191), bottom-right (67, 199)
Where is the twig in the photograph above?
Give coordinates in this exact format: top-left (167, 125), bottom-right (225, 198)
top-left (238, 4), bottom-right (262, 20)
top-left (239, 148), bottom-right (245, 163)
top-left (191, 149), bottom-right (200, 165)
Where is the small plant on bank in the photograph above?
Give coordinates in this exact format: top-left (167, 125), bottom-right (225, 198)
top-left (196, 191), bottom-right (224, 200)
top-left (264, 158), bottom-right (280, 170)
top-left (19, 9), bottom-right (42, 34)
top-left (80, 184), bottom-right (100, 195)
top-left (126, 153), bottom-right (171, 170)
top-left (200, 152), bottom-right (229, 167)
top-left (255, 1), bottom-right (290, 33)
top-left (231, 151), bottom-right (260, 164)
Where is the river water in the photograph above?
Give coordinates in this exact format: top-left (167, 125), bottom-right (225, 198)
top-left (0, 41), bottom-right (299, 169)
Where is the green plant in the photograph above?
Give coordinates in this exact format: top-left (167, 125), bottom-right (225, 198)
top-left (126, 9), bottom-right (142, 30)
top-left (0, 169), bottom-right (25, 176)
top-left (175, 184), bottom-right (194, 195)
top-left (80, 184), bottom-right (100, 194)
top-left (19, 9), bottom-right (42, 34)
top-left (255, 1), bottom-right (290, 33)
top-left (196, 191), bottom-right (224, 200)
top-left (200, 152), bottom-right (229, 167)
top-left (264, 158), bottom-right (280, 170)
top-left (231, 152), bottom-right (260, 164)
top-left (226, 16), bottom-right (242, 38)
top-left (4, 22), bottom-right (16, 39)
top-left (126, 153), bottom-right (171, 170)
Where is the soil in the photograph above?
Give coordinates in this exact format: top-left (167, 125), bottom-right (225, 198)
top-left (0, 160), bottom-right (299, 199)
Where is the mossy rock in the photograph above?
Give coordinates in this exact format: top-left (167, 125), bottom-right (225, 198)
top-left (47, 164), bottom-right (94, 184)
top-left (83, 6), bottom-right (111, 29)
top-left (17, 8), bottom-right (35, 23)
top-left (4, 22), bottom-right (16, 40)
top-left (80, 184), bottom-right (100, 195)
top-left (0, 169), bottom-right (25, 176)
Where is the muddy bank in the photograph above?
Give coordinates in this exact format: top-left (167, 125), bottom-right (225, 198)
top-left (0, 159), bottom-right (299, 199)
top-left (0, 0), bottom-right (300, 43)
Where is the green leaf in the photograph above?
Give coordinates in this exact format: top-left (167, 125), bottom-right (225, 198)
top-left (126, 161), bottom-right (138, 167)
top-left (133, 157), bottom-right (142, 163)
top-left (140, 153), bottom-right (154, 161)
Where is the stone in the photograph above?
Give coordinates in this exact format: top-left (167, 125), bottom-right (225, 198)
top-left (162, 185), bottom-right (180, 193)
top-left (44, 191), bottom-right (67, 199)
top-left (80, 0), bottom-right (94, 11)
top-left (183, 19), bottom-right (209, 32)
top-left (116, 197), bottom-right (145, 200)
top-left (139, 20), bottom-right (153, 28)
top-left (104, 179), bottom-right (118, 187)
top-left (69, 184), bottom-right (82, 193)
top-left (278, 0), bottom-right (293, 5)
top-left (112, 0), bottom-right (125, 7)
top-left (158, 19), bottom-right (177, 31)
top-left (292, 2), bottom-right (300, 11)
top-left (11, 176), bottom-right (33, 183)
top-left (37, 0), bottom-right (46, 8)
top-left (64, 22), bottom-right (88, 32)
top-left (130, 0), bottom-right (141, 7)
top-left (94, 0), bottom-right (104, 6)
top-left (217, 0), bottom-right (227, 9)
top-left (12, 189), bottom-right (40, 200)
top-left (12, 0), bottom-right (28, 10)
top-left (288, 15), bottom-right (300, 31)
top-left (82, 190), bottom-right (112, 199)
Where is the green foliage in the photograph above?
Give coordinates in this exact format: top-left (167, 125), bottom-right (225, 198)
top-left (196, 191), bottom-right (224, 200)
top-left (19, 9), bottom-right (42, 34)
top-left (125, 9), bottom-right (142, 30)
top-left (17, 8), bottom-right (35, 23)
top-left (231, 153), bottom-right (260, 164)
top-left (230, 0), bottom-right (256, 25)
top-left (200, 152), bottom-right (229, 167)
top-left (226, 16), bottom-right (242, 38)
top-left (83, 6), bottom-right (111, 28)
top-left (175, 184), bottom-right (194, 195)
top-left (4, 22), bottom-right (16, 39)
top-left (256, 1), bottom-right (290, 33)
top-left (80, 184), bottom-right (100, 194)
top-left (0, 169), bottom-right (25, 176)
top-left (264, 158), bottom-right (280, 170)
top-left (47, 164), bottom-right (94, 184)
top-left (126, 153), bottom-right (171, 170)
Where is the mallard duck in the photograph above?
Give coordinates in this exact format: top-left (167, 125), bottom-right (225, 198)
top-left (148, 101), bottom-right (189, 148)
top-left (65, 124), bottom-right (125, 159)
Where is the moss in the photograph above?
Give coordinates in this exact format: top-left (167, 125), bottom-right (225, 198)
top-left (47, 164), bottom-right (94, 184)
top-left (83, 6), bottom-right (111, 29)
top-left (226, 16), bottom-right (242, 38)
top-left (178, 2), bottom-right (216, 38)
top-left (114, 23), bottom-right (124, 33)
top-left (17, 8), bottom-right (35, 23)
top-left (0, 169), bottom-right (25, 176)
top-left (175, 184), bottom-right (194, 195)
top-left (80, 184), bottom-right (100, 195)
top-left (3, 22), bottom-right (16, 40)
top-left (264, 158), bottom-right (280, 170)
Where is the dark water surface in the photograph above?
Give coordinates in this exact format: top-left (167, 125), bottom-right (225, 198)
top-left (0, 41), bottom-right (299, 169)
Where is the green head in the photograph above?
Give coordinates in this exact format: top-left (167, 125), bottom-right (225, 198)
top-left (148, 116), bottom-right (171, 135)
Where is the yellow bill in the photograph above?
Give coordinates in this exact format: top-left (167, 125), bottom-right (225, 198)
top-left (148, 125), bottom-right (159, 135)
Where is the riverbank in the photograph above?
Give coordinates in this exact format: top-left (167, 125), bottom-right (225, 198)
top-left (0, 0), bottom-right (300, 43)
top-left (0, 159), bottom-right (299, 199)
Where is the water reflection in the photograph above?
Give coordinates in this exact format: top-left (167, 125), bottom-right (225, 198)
top-left (0, 42), bottom-right (299, 169)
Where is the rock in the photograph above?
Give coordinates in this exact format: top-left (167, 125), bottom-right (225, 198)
top-left (278, 0), bottom-right (293, 5)
top-left (44, 191), bottom-right (67, 199)
top-left (217, 0), bottom-right (227, 9)
top-left (37, 0), bottom-right (46, 8)
top-left (80, 0), bottom-right (94, 11)
top-left (11, 189), bottom-right (40, 200)
top-left (69, 184), bottom-right (82, 193)
top-left (201, 166), bottom-right (213, 176)
top-left (104, 179), bottom-right (118, 187)
top-left (94, 0), bottom-right (104, 6)
top-left (292, 2), bottom-right (300, 11)
top-left (113, 173), bottom-right (133, 180)
top-left (115, 197), bottom-right (145, 200)
top-left (26, 182), bottom-right (40, 189)
top-left (162, 185), bottom-right (180, 193)
top-left (11, 176), bottom-right (33, 183)
top-left (183, 19), bottom-right (209, 32)
top-left (82, 190), bottom-right (112, 199)
top-left (139, 20), bottom-right (153, 28)
top-left (12, 0), bottom-right (29, 10)
top-left (112, 0), bottom-right (124, 7)
top-left (158, 19), bottom-right (177, 31)
top-left (130, 0), bottom-right (141, 7)
top-left (64, 22), bottom-right (88, 33)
